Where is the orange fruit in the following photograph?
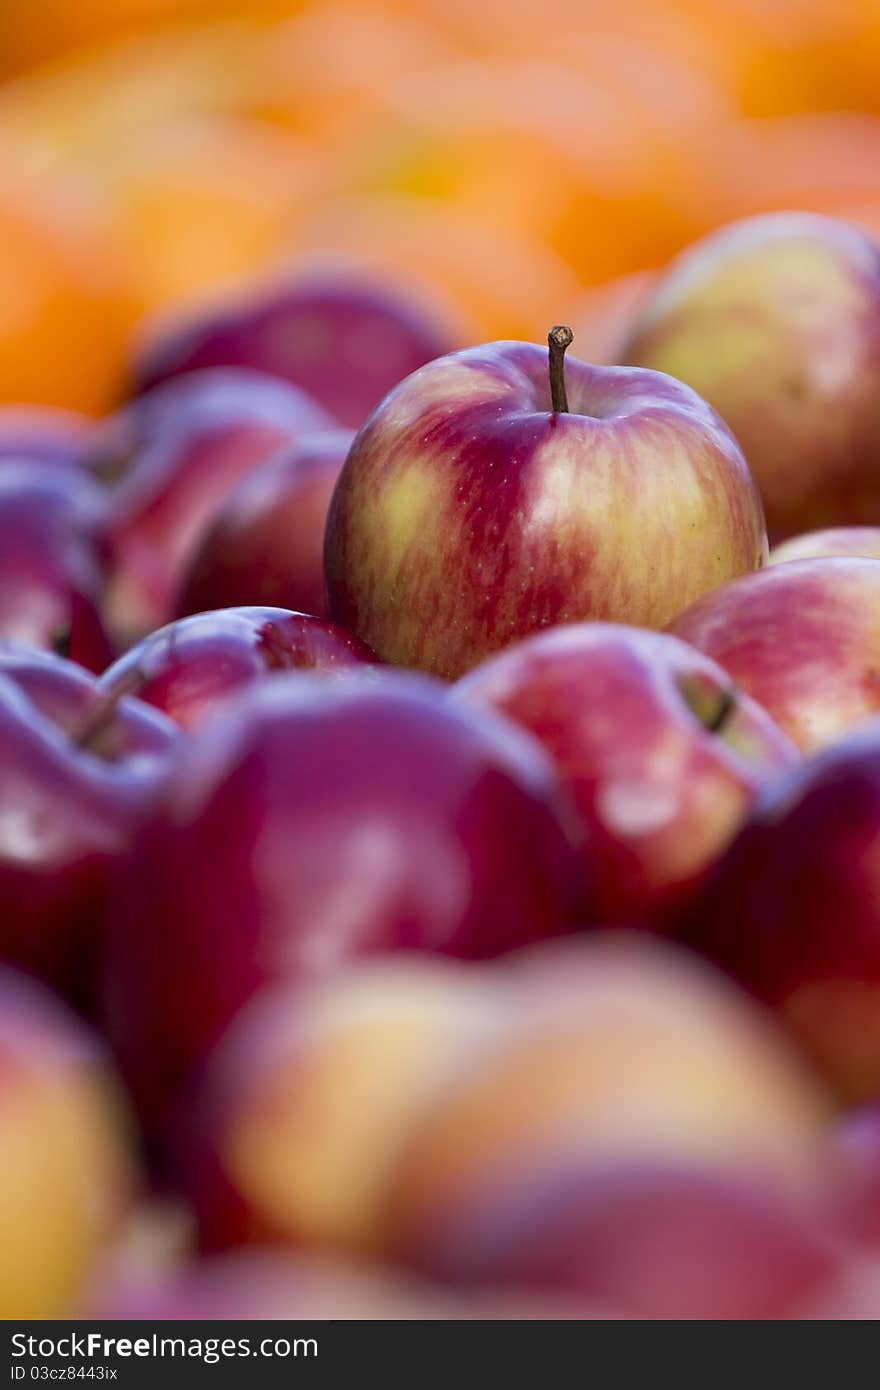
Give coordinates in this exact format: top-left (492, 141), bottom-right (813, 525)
top-left (0, 154), bottom-right (125, 414)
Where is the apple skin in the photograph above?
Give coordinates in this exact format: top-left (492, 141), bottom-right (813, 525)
top-left (770, 527), bottom-right (880, 565)
top-left (324, 340), bottom-right (766, 680)
top-left (0, 460), bottom-right (112, 672)
top-left (0, 967), bottom-right (134, 1319)
top-left (131, 270), bottom-right (456, 430)
top-left (0, 646), bottom-right (177, 1005)
top-left (175, 957), bottom-right (504, 1255)
top-left (454, 623), bottom-right (797, 927)
top-left (0, 405), bottom-right (92, 470)
top-left (87, 1249), bottom-right (589, 1321)
top-left (176, 430), bottom-right (354, 622)
top-left (97, 606), bottom-right (375, 731)
top-left (90, 368), bottom-right (335, 644)
top-left (676, 727), bottom-right (880, 1105)
top-left (620, 212), bottom-right (880, 541)
top-left (102, 671), bottom-right (587, 1136)
top-left (380, 934), bottom-right (834, 1319)
top-left (669, 557), bottom-right (880, 753)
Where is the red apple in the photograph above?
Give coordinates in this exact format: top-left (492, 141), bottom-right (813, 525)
top-left (454, 623), bottom-right (797, 926)
top-left (325, 331), bottom-right (766, 679)
top-left (131, 268), bottom-right (456, 429)
top-left (176, 430), bottom-right (354, 621)
top-left (0, 460), bottom-right (111, 671)
top-left (381, 934), bottom-right (834, 1318)
top-left (621, 212), bottom-right (880, 540)
top-left (677, 725), bottom-right (880, 1103)
top-left (102, 671), bottom-right (586, 1135)
top-left (770, 527), bottom-right (880, 565)
top-left (97, 606), bottom-right (374, 731)
top-left (90, 369), bottom-right (335, 643)
top-left (0, 646), bottom-right (176, 1005)
top-left (0, 405), bottom-right (92, 470)
top-left (176, 957), bottom-right (504, 1254)
top-left (87, 1249), bottom-right (589, 1320)
top-left (0, 967), bottom-right (134, 1318)
top-left (670, 557), bottom-right (880, 752)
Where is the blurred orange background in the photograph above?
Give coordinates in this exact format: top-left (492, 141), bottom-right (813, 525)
top-left (1, 0), bottom-right (879, 415)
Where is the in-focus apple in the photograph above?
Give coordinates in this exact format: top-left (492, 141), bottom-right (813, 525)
top-left (0, 646), bottom-right (176, 1003)
top-left (98, 606), bottom-right (374, 730)
top-left (176, 431), bottom-right (354, 621)
top-left (454, 623), bottom-right (797, 926)
top-left (131, 268), bottom-right (456, 429)
top-left (0, 460), bottom-right (111, 671)
top-left (90, 369), bottom-right (335, 643)
top-left (670, 557), bottom-right (880, 752)
top-left (102, 671), bottom-right (586, 1135)
top-left (325, 329), bottom-right (766, 679)
top-left (621, 212), bottom-right (880, 540)
top-left (0, 967), bottom-right (134, 1319)
top-left (677, 726), bottom-right (880, 1104)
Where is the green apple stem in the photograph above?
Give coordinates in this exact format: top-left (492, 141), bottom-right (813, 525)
top-left (74, 668), bottom-right (146, 754)
top-left (548, 325), bottom-right (574, 414)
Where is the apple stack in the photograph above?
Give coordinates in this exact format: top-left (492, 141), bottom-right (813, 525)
top-left (7, 203), bottom-right (880, 1325)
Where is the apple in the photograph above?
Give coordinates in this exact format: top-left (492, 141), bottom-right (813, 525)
top-left (324, 328), bottom-right (766, 679)
top-left (176, 957), bottom-right (503, 1254)
top-left (130, 268), bottom-right (456, 429)
top-left (0, 459), bottom-right (111, 671)
top-left (620, 212), bottom-right (880, 540)
top-left (102, 671), bottom-right (586, 1135)
top-left (384, 933), bottom-right (835, 1319)
top-left (87, 1249), bottom-right (589, 1321)
top-left (669, 557), bottom-right (880, 752)
top-left (176, 430), bottom-right (354, 622)
top-left (454, 623), bottom-right (798, 926)
top-left (826, 1105), bottom-right (880, 1248)
top-left (0, 645), bottom-right (176, 1005)
top-left (0, 967), bottom-right (134, 1319)
top-left (0, 405), bottom-right (92, 470)
top-left (770, 527), bottom-right (880, 565)
top-left (677, 725), bottom-right (880, 1102)
top-left (89, 368), bottom-right (335, 643)
top-left (97, 606), bottom-right (375, 731)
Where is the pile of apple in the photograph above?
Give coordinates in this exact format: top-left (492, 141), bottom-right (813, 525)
top-left (7, 207), bottom-right (880, 1322)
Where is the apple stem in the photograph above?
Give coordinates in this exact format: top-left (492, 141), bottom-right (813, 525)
top-left (74, 668), bottom-right (146, 753)
top-left (706, 688), bottom-right (736, 736)
top-left (548, 325), bottom-right (574, 414)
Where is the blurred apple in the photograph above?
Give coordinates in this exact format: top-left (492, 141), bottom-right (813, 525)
top-left (98, 606), bottom-right (374, 730)
top-left (90, 368), bottom-right (335, 643)
top-left (0, 967), bottom-right (134, 1319)
top-left (0, 646), bottom-right (175, 1004)
top-left (677, 726), bottom-right (880, 1104)
top-left (621, 212), bottom-right (880, 540)
top-left (0, 405), bottom-right (92, 469)
top-left (176, 431), bottom-right (354, 621)
top-left (670, 557), bottom-right (880, 752)
top-left (178, 958), bottom-right (503, 1253)
top-left (455, 624), bottom-right (797, 926)
top-left (384, 934), bottom-right (834, 1318)
top-left (103, 672), bottom-right (586, 1135)
top-left (0, 460), bottom-right (111, 671)
top-left (87, 1249), bottom-right (589, 1321)
top-left (770, 527), bottom-right (880, 565)
top-left (132, 269), bottom-right (456, 430)
top-left (326, 335), bottom-right (766, 679)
